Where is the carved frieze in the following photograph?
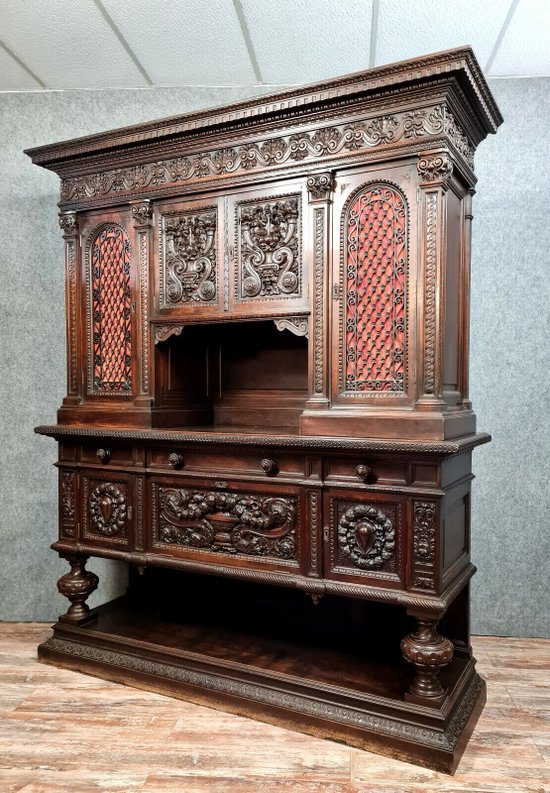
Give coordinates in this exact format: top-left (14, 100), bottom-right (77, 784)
top-left (160, 210), bottom-right (217, 306)
top-left (60, 105), bottom-right (449, 205)
top-left (156, 486), bottom-right (297, 560)
top-left (412, 501), bottom-right (437, 590)
top-left (337, 503), bottom-right (396, 570)
top-left (237, 197), bottom-right (301, 300)
top-left (88, 481), bottom-right (128, 538)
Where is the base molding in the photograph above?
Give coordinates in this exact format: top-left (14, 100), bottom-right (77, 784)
top-left (38, 598), bottom-right (486, 774)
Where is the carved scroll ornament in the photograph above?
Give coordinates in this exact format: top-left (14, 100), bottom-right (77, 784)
top-left (239, 198), bottom-right (300, 299)
top-left (162, 211), bottom-right (217, 305)
top-left (158, 487), bottom-right (297, 560)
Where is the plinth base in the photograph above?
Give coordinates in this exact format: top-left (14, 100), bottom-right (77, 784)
top-left (38, 596), bottom-right (485, 774)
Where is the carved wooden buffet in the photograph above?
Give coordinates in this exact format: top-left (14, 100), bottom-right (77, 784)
top-left (27, 48), bottom-right (501, 772)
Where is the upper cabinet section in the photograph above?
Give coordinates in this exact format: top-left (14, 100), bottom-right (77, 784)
top-left (155, 181), bottom-right (307, 321)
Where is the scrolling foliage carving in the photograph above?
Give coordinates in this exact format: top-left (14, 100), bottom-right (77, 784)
top-left (412, 501), bottom-right (437, 590)
top-left (157, 487), bottom-right (297, 560)
top-left (162, 211), bottom-right (217, 305)
top-left (237, 197), bottom-right (301, 299)
top-left (340, 183), bottom-right (408, 394)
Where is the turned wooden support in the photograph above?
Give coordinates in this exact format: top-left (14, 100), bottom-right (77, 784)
top-left (57, 554), bottom-right (98, 624)
top-left (401, 617), bottom-right (454, 700)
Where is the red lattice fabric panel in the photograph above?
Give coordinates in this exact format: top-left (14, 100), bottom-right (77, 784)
top-left (344, 185), bottom-right (407, 392)
top-left (91, 225), bottom-right (132, 393)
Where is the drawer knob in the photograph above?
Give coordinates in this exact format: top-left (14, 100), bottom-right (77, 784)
top-left (260, 458), bottom-right (279, 476)
top-left (96, 448), bottom-right (111, 464)
top-left (355, 463), bottom-right (372, 482)
top-left (168, 452), bottom-right (185, 469)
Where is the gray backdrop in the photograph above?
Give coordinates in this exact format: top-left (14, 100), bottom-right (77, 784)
top-left (0, 79), bottom-right (548, 635)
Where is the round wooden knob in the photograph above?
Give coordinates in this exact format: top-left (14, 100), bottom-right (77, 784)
top-left (168, 452), bottom-right (184, 469)
top-left (355, 464), bottom-right (371, 482)
top-left (260, 458), bottom-right (279, 476)
top-left (96, 448), bottom-right (110, 464)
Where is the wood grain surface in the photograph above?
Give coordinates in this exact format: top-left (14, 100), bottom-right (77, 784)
top-left (0, 624), bottom-right (548, 792)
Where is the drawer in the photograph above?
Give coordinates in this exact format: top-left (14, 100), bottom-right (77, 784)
top-left (79, 443), bottom-right (140, 468)
top-left (323, 489), bottom-right (407, 589)
top-left (149, 475), bottom-right (306, 574)
top-left (324, 457), bottom-right (407, 487)
top-left (148, 447), bottom-right (309, 481)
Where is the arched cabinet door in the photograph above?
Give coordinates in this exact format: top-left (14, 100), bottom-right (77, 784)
top-left (331, 168), bottom-right (418, 408)
top-left (82, 211), bottom-right (136, 399)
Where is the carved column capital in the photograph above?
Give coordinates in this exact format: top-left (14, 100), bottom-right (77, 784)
top-left (417, 153), bottom-right (453, 186)
top-left (130, 199), bottom-right (153, 227)
top-left (306, 172), bottom-right (334, 202)
top-left (59, 211), bottom-right (79, 237)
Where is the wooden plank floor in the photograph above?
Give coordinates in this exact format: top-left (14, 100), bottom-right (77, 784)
top-left (0, 624), bottom-right (548, 792)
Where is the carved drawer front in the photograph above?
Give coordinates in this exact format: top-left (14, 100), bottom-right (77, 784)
top-left (81, 471), bottom-right (134, 549)
top-left (229, 183), bottom-right (308, 316)
top-left (79, 443), bottom-right (138, 468)
top-left (324, 490), bottom-right (406, 588)
top-left (148, 447), bottom-right (309, 481)
top-left (150, 476), bottom-right (304, 573)
top-left (155, 198), bottom-right (223, 316)
top-left (324, 457), bottom-right (407, 488)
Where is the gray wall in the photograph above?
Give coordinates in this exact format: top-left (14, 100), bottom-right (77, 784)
top-left (0, 80), bottom-right (548, 635)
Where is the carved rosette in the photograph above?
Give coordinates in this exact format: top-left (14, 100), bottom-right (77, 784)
top-left (88, 482), bottom-right (128, 537)
top-left (162, 211), bottom-right (217, 305)
top-left (238, 198), bottom-right (301, 300)
top-left (412, 502), bottom-right (437, 590)
top-left (57, 554), bottom-right (99, 623)
top-left (417, 153), bottom-right (453, 185)
top-left (157, 487), bottom-right (297, 560)
top-left (338, 504), bottom-right (396, 570)
top-left (306, 172), bottom-right (334, 202)
top-left (401, 619), bottom-right (454, 698)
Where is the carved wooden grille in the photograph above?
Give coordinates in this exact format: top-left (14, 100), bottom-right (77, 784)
top-left (90, 224), bottom-right (132, 393)
top-left (343, 184), bottom-right (407, 393)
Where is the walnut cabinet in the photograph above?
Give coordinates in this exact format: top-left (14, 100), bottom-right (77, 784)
top-left (28, 47), bottom-right (502, 773)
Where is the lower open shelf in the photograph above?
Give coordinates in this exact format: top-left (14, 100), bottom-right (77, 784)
top-left (38, 572), bottom-right (485, 773)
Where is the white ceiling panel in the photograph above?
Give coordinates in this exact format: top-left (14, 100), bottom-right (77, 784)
top-left (0, 47), bottom-right (42, 90)
top-left (101, 0), bottom-right (256, 85)
top-left (241, 0), bottom-right (374, 84)
top-left (490, 0), bottom-right (550, 75)
top-left (375, 0), bottom-right (511, 71)
top-left (0, 0), bottom-right (147, 89)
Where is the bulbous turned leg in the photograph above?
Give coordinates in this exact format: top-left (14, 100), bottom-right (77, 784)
top-left (57, 554), bottom-right (99, 624)
top-left (401, 618), bottom-right (454, 700)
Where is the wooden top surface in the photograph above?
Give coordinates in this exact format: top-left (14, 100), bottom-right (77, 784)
top-left (35, 424), bottom-right (491, 456)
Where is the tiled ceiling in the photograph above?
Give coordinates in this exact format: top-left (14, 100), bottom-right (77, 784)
top-left (0, 0), bottom-right (547, 92)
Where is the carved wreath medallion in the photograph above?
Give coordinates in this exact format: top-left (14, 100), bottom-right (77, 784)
top-left (88, 482), bottom-right (128, 537)
top-left (338, 504), bottom-right (395, 569)
top-left (157, 487), bottom-right (296, 559)
top-left (162, 211), bottom-right (217, 305)
top-left (238, 197), bottom-right (301, 300)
